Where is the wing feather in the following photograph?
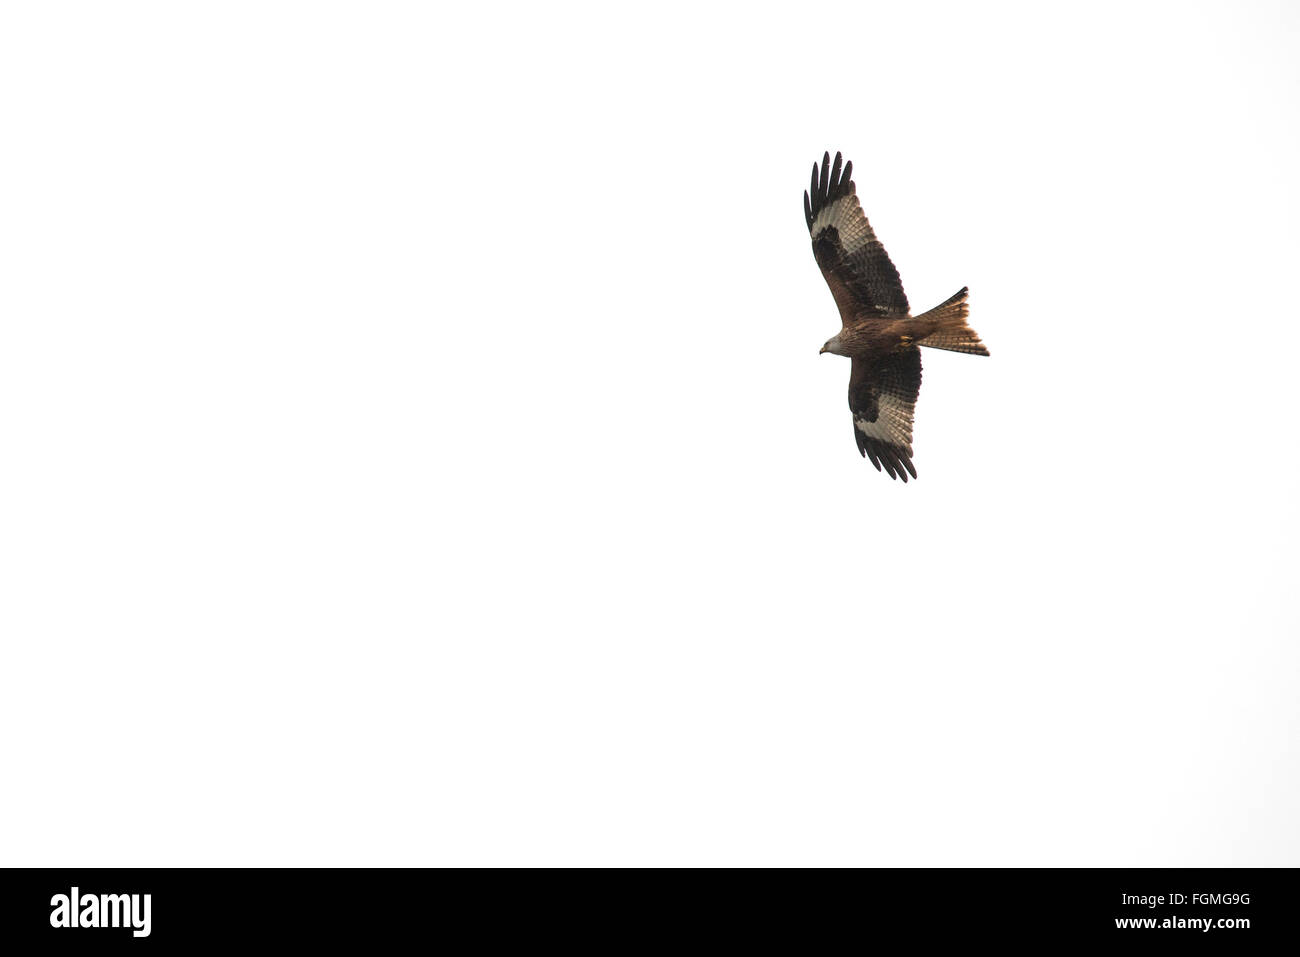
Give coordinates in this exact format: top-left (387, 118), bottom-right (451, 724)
top-left (804, 151), bottom-right (909, 321)
top-left (849, 348), bottom-right (922, 481)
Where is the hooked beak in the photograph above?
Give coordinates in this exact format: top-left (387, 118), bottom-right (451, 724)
top-left (819, 345), bottom-right (827, 354)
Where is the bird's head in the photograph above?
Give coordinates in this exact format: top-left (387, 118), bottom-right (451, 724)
top-left (820, 335), bottom-right (844, 356)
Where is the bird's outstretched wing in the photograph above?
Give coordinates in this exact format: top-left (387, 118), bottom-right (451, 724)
top-left (804, 151), bottom-right (909, 321)
top-left (849, 348), bottom-right (922, 481)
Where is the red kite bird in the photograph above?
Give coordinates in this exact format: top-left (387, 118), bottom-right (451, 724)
top-left (805, 151), bottom-right (988, 481)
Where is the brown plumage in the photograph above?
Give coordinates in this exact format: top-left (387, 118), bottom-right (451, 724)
top-left (805, 151), bottom-right (988, 481)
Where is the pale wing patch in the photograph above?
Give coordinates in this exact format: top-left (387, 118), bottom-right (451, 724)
top-left (810, 194), bottom-right (877, 255)
top-left (854, 401), bottom-right (915, 450)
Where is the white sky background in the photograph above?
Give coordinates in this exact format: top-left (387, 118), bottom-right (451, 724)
top-left (2, 1), bottom-right (1297, 866)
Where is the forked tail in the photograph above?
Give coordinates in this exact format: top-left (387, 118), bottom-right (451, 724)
top-left (915, 287), bottom-right (989, 356)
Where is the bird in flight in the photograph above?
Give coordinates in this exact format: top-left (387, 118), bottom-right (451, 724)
top-left (805, 151), bottom-right (988, 481)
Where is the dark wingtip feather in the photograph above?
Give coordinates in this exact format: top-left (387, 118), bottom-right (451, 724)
top-left (803, 191), bottom-right (812, 229)
top-left (859, 438), bottom-right (916, 482)
top-left (805, 151), bottom-right (856, 231)
top-left (881, 446), bottom-right (901, 480)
